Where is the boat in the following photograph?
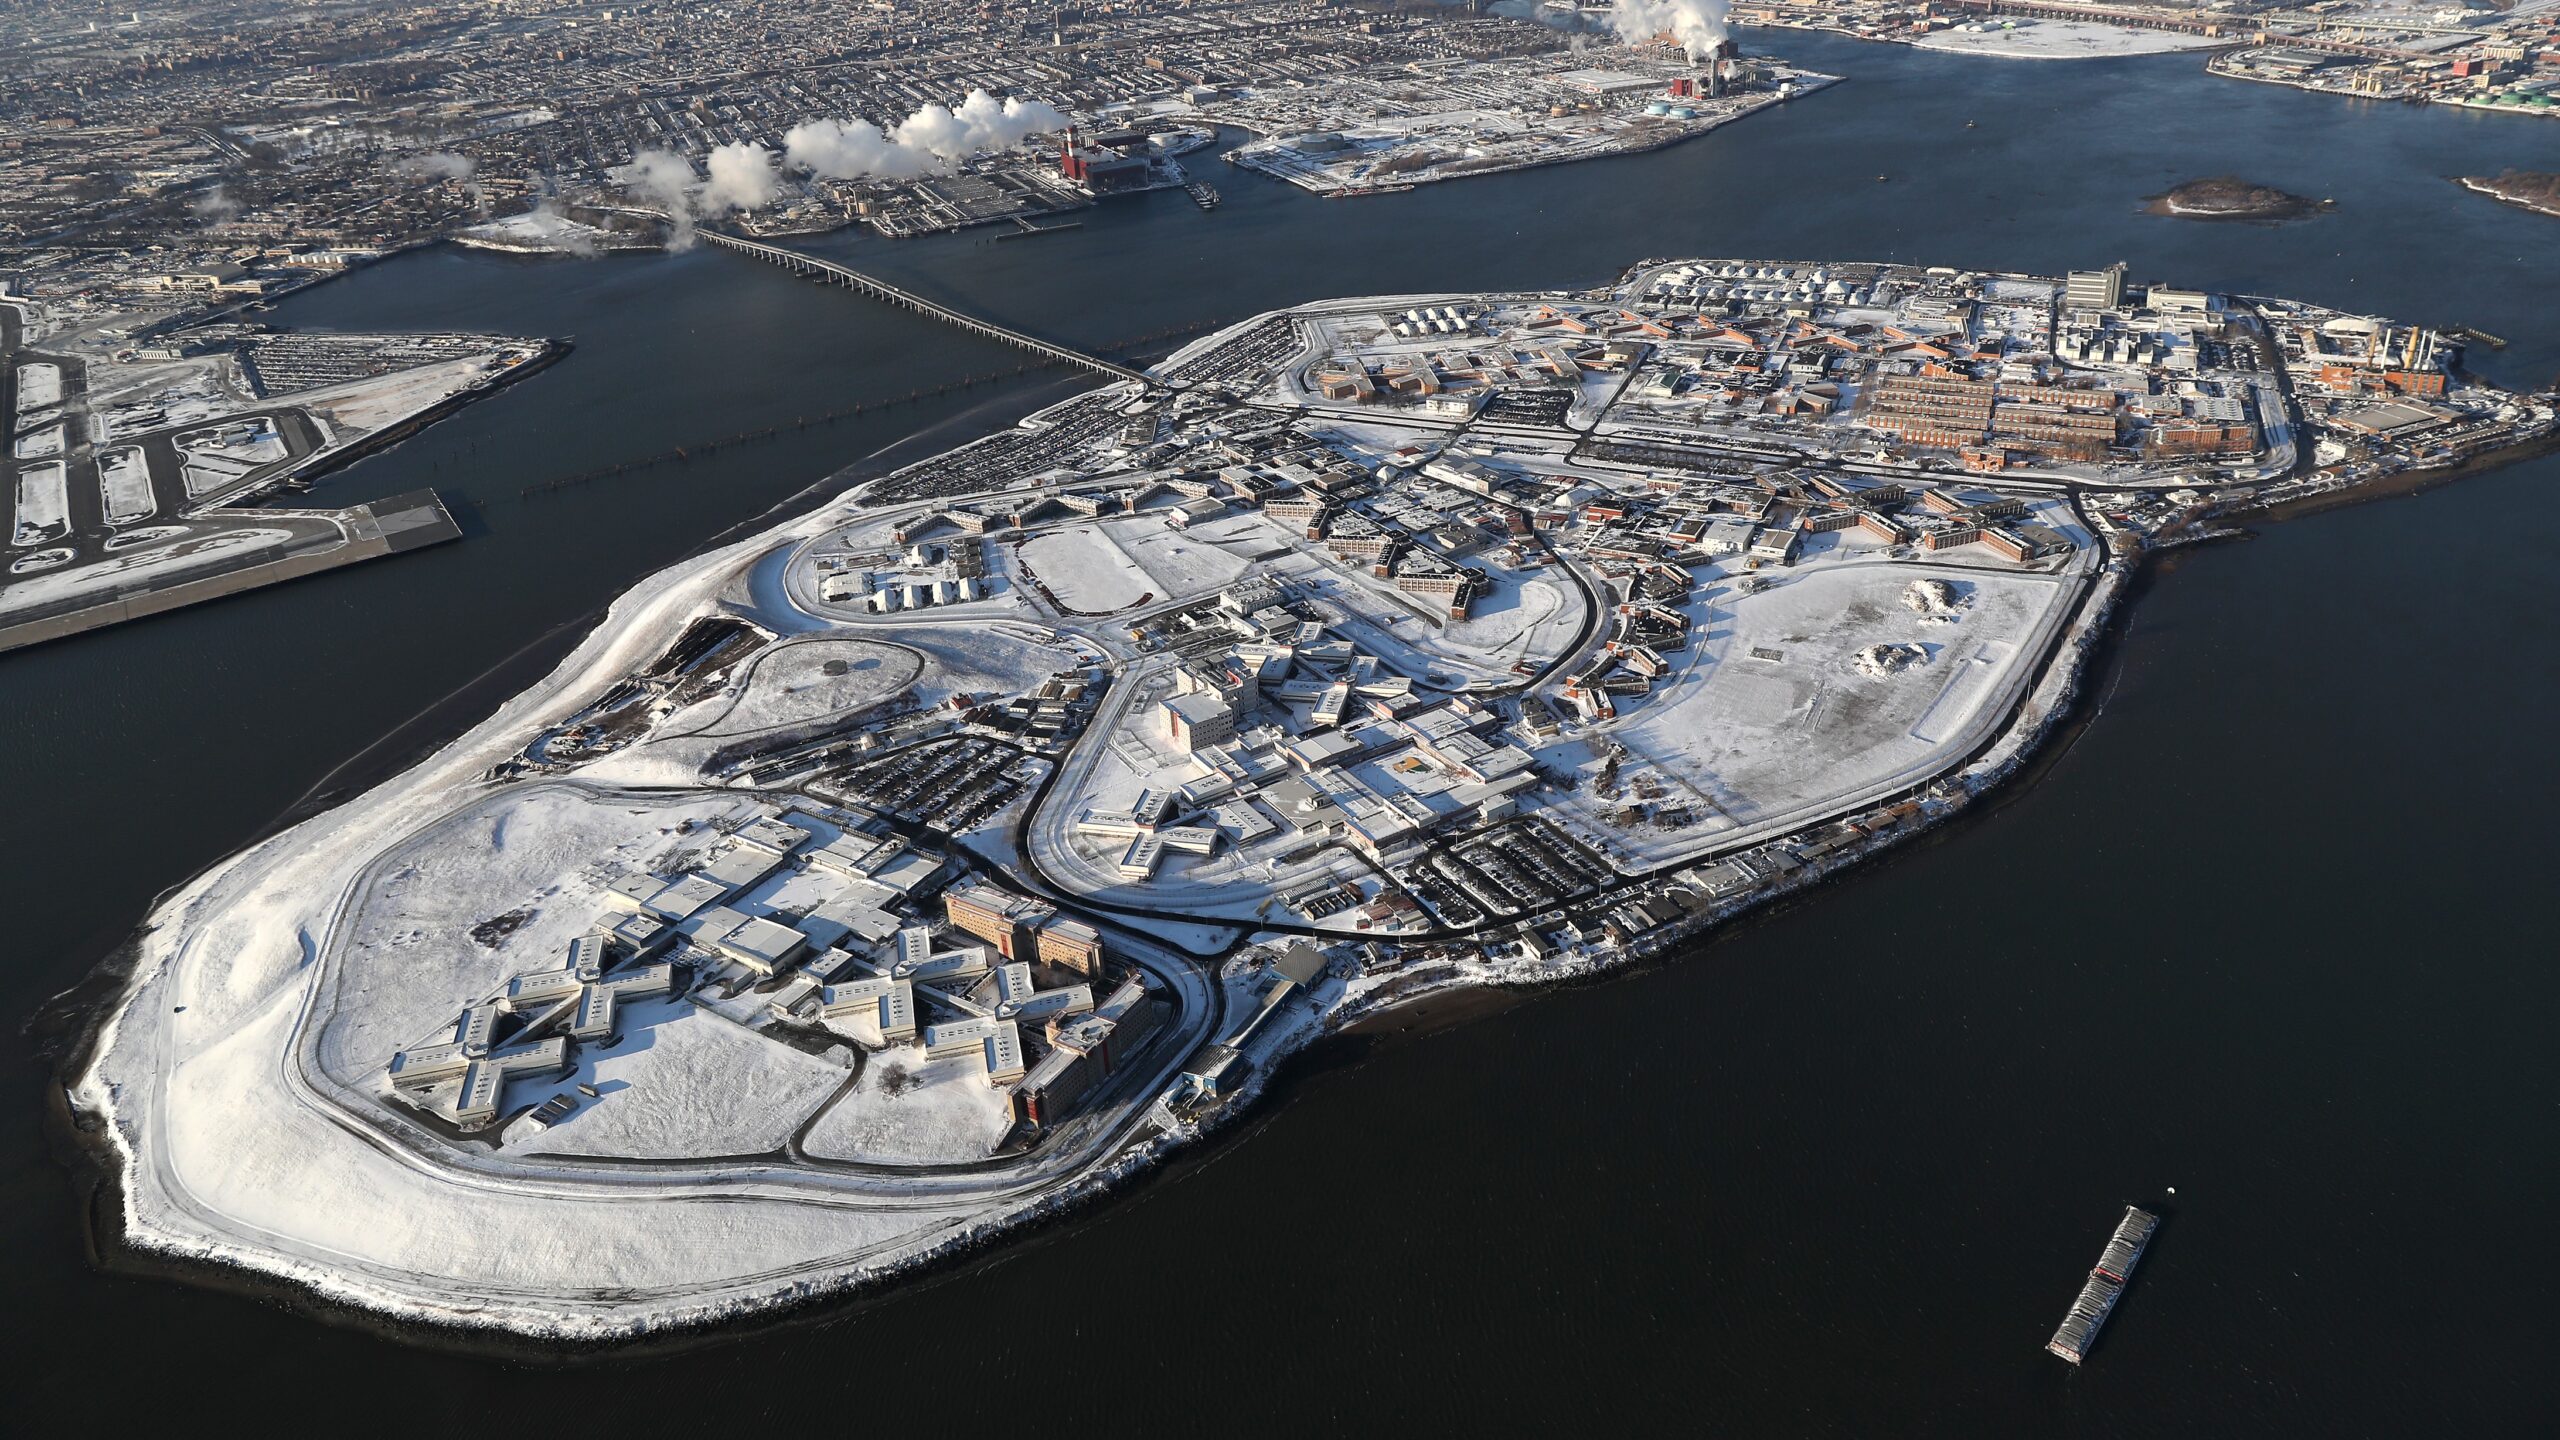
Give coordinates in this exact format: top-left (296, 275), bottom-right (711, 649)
top-left (2046, 1206), bottom-right (2160, 1364)
top-left (1187, 181), bottom-right (1220, 211)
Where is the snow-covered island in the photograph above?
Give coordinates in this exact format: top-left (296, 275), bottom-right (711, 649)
top-left (69, 255), bottom-right (2558, 1338)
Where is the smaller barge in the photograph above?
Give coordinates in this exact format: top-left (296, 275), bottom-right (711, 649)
top-left (2046, 1206), bottom-right (2159, 1364)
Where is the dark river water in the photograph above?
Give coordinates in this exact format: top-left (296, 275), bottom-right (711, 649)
top-left (6, 32), bottom-right (2557, 1436)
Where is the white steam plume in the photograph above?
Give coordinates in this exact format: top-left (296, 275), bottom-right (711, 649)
top-left (782, 119), bottom-right (929, 181)
top-left (610, 148), bottom-right (707, 247)
top-left (784, 89), bottom-right (1069, 181)
top-left (700, 141), bottom-right (779, 214)
top-left (1607, 0), bottom-right (1731, 62)
top-left (393, 151), bottom-right (476, 182)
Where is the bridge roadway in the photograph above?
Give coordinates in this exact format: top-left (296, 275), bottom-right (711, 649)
top-left (700, 229), bottom-right (1157, 387)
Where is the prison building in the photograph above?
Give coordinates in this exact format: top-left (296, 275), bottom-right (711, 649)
top-left (730, 814), bottom-right (812, 861)
top-left (386, 1002), bottom-right (500, 1094)
top-left (1992, 402), bottom-right (2118, 462)
top-left (1855, 511), bottom-right (1912, 543)
top-left (1116, 833), bottom-right (1165, 880)
top-left (501, 936), bottom-right (675, 1044)
top-left (445, 1038), bottom-right (569, 1129)
top-left (604, 910), bottom-right (676, 961)
top-left (2146, 419), bottom-right (2257, 457)
top-left (694, 908), bottom-right (809, 976)
top-left (1920, 524), bottom-right (1986, 552)
top-left (923, 1017), bottom-right (1027, 1086)
top-left (992, 961), bottom-right (1096, 1022)
top-left (1393, 564), bottom-right (1488, 619)
top-left (1981, 528), bottom-right (2035, 562)
top-left (1159, 689), bottom-right (1236, 753)
top-left (1013, 1045), bottom-right (1102, 1127)
top-left (818, 976), bottom-right (917, 1044)
top-left (1315, 363), bottom-right (1376, 402)
top-left (1045, 975), bottom-right (1163, 1076)
top-left (1868, 372), bottom-right (1998, 432)
top-left (1035, 915), bottom-right (1108, 978)
top-left (1995, 382), bottom-right (2120, 413)
top-left (945, 881), bottom-right (1055, 960)
top-left (1263, 498), bottom-right (1335, 538)
top-left (1873, 419), bottom-right (1982, 451)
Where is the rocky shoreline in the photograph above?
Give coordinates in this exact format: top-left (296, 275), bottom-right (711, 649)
top-left (2145, 176), bottom-right (2329, 223)
top-left (2456, 172), bottom-right (2560, 220)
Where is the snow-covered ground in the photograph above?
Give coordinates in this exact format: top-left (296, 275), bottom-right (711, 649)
top-left (13, 421), bottom-right (66, 460)
top-left (12, 360), bottom-right (61, 411)
top-left (1911, 20), bottom-right (2225, 61)
top-left (1017, 524), bottom-right (1155, 613)
top-left (308, 784), bottom-right (754, 1085)
top-left (290, 354), bottom-right (505, 432)
top-left (506, 998), bottom-right (851, 1161)
top-left (1557, 544), bottom-right (2086, 868)
top-left (799, 1051), bottom-right (1015, 1165)
top-left (98, 447), bottom-right (154, 526)
top-left (0, 524), bottom-right (311, 612)
top-left (73, 467), bottom-right (1219, 1335)
top-left (12, 459), bottom-right (68, 542)
top-left (692, 637), bottom-right (925, 737)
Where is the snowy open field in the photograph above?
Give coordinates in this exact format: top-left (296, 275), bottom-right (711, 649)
top-left (291, 353), bottom-right (497, 433)
top-left (1110, 512), bottom-right (1256, 600)
top-left (1016, 524), bottom-right (1155, 614)
top-left (310, 784), bottom-right (756, 1086)
top-left (73, 505), bottom-right (1189, 1335)
top-left (156, 983), bottom-right (985, 1330)
top-left (800, 1051), bottom-right (1015, 1165)
top-left (506, 998), bottom-right (851, 1161)
top-left (1582, 556), bottom-right (2081, 864)
top-left (899, 622), bottom-right (1083, 708)
top-left (694, 636), bottom-right (924, 737)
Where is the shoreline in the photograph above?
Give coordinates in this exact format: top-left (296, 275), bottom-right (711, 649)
top-left (2143, 188), bottom-right (2327, 224)
top-left (2454, 175), bottom-right (2560, 222)
top-left (1226, 72), bottom-right (1840, 198)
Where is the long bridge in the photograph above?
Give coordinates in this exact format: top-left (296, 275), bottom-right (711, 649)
top-left (700, 229), bottom-right (1156, 387)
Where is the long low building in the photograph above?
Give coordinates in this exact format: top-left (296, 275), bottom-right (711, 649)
top-left (924, 1017), bottom-right (1027, 1085)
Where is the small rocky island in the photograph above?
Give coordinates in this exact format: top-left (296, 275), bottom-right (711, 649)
top-left (2458, 170), bottom-right (2560, 219)
top-left (2146, 176), bottom-right (2329, 222)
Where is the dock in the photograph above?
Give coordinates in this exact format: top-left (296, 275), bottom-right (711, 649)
top-left (2046, 1206), bottom-right (2159, 1364)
